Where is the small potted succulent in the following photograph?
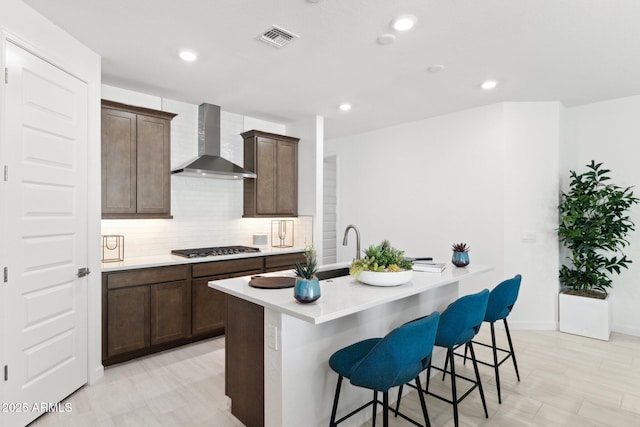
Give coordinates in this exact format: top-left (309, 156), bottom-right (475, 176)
top-left (451, 243), bottom-right (470, 267)
top-left (293, 246), bottom-right (320, 303)
top-left (349, 240), bottom-right (413, 286)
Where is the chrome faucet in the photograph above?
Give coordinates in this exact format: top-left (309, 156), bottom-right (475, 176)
top-left (342, 224), bottom-right (361, 260)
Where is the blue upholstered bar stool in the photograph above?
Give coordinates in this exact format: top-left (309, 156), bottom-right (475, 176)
top-left (396, 289), bottom-right (490, 427)
top-left (328, 311), bottom-right (440, 427)
top-left (465, 274), bottom-right (522, 404)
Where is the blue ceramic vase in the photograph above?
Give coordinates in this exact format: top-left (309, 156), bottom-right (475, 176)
top-left (294, 278), bottom-right (321, 303)
top-left (452, 251), bottom-right (470, 267)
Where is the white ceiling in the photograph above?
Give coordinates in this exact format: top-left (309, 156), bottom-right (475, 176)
top-left (24, 0), bottom-right (640, 139)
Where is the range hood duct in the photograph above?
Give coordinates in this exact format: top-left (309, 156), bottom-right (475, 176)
top-left (170, 103), bottom-right (256, 179)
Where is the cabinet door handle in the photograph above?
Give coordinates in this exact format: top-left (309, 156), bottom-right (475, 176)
top-left (77, 267), bottom-right (91, 278)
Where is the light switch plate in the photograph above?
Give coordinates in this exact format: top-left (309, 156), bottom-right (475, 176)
top-left (520, 232), bottom-right (537, 243)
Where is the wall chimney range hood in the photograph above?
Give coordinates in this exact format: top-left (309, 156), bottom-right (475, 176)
top-left (171, 103), bottom-right (256, 179)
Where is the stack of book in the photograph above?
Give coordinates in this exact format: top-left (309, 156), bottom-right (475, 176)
top-left (412, 260), bottom-right (446, 273)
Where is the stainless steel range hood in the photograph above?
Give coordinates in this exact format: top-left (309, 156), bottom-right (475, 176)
top-left (171, 103), bottom-right (256, 179)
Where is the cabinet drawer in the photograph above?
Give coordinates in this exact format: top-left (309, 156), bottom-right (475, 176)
top-left (107, 265), bottom-right (188, 289)
top-left (192, 258), bottom-right (264, 278)
top-left (264, 252), bottom-right (305, 272)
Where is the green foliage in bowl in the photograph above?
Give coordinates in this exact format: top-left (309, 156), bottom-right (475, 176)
top-left (349, 240), bottom-right (413, 278)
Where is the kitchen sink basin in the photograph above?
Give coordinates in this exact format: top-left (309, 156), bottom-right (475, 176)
top-left (316, 267), bottom-right (351, 280)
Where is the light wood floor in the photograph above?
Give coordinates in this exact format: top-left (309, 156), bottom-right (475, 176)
top-left (31, 328), bottom-right (640, 426)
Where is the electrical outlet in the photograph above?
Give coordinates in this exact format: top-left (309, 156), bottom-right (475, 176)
top-left (267, 324), bottom-right (279, 350)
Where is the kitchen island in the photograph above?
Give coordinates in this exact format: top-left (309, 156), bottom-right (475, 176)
top-left (209, 263), bottom-right (492, 427)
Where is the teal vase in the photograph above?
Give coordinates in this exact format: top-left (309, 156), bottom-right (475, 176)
top-left (452, 251), bottom-right (470, 267)
top-left (294, 278), bottom-right (321, 303)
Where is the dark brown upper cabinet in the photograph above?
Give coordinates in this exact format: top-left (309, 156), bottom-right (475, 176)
top-left (101, 100), bottom-right (177, 219)
top-left (242, 130), bottom-right (299, 217)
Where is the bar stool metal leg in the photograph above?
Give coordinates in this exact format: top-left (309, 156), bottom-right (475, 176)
top-left (490, 322), bottom-right (502, 403)
top-left (415, 375), bottom-right (431, 427)
top-left (468, 342), bottom-right (488, 418)
top-left (382, 391), bottom-right (389, 427)
top-left (372, 390), bottom-right (378, 427)
top-left (504, 318), bottom-right (520, 381)
top-left (448, 348), bottom-right (459, 427)
top-left (393, 375), bottom-right (436, 427)
top-left (329, 375), bottom-right (343, 427)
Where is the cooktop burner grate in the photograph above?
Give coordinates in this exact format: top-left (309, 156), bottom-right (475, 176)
top-left (171, 245), bottom-right (260, 258)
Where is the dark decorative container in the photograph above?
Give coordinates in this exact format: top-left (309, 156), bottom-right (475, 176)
top-left (452, 251), bottom-right (470, 267)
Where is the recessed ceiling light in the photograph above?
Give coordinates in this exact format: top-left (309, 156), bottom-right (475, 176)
top-left (339, 103), bottom-right (352, 112)
top-left (427, 64), bottom-right (445, 73)
top-left (391, 14), bottom-right (417, 32)
top-left (376, 33), bottom-right (396, 45)
top-left (179, 50), bottom-right (198, 62)
top-left (480, 80), bottom-right (498, 90)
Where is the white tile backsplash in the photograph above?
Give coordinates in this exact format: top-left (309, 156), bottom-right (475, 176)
top-left (101, 215), bottom-right (313, 258)
top-left (100, 88), bottom-right (312, 258)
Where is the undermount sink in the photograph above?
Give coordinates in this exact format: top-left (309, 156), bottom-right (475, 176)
top-left (316, 267), bottom-right (351, 280)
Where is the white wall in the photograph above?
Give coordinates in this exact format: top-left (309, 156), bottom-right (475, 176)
top-left (1, 0), bottom-right (103, 383)
top-left (502, 102), bottom-right (561, 329)
top-left (289, 116), bottom-right (324, 253)
top-left (101, 85), bottom-right (312, 257)
top-left (566, 95), bottom-right (640, 336)
top-left (326, 102), bottom-right (562, 330)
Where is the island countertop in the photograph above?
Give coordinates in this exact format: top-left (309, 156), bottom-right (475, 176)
top-left (209, 262), bottom-right (492, 325)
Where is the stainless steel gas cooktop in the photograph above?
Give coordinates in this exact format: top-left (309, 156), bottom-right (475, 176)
top-left (171, 245), bottom-right (260, 258)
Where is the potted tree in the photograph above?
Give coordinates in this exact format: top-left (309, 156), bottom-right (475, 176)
top-left (558, 160), bottom-right (638, 340)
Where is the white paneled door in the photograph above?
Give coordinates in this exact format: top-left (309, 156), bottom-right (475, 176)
top-left (2, 41), bottom-right (88, 426)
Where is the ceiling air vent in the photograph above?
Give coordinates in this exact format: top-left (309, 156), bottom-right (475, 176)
top-left (257, 25), bottom-right (299, 48)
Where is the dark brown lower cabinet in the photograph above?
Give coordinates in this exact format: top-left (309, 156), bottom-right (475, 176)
top-left (191, 279), bottom-right (226, 337)
top-left (150, 280), bottom-right (190, 345)
top-left (191, 257), bottom-right (263, 338)
top-left (226, 295), bottom-right (264, 427)
top-left (102, 264), bottom-right (189, 365)
top-left (106, 286), bottom-right (150, 358)
top-left (102, 253), bottom-right (302, 365)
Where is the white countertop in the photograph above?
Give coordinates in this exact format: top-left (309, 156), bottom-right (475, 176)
top-left (100, 247), bottom-right (305, 272)
top-left (209, 263), bottom-right (492, 324)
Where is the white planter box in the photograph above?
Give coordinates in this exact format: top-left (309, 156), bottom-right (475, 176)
top-left (559, 292), bottom-right (611, 341)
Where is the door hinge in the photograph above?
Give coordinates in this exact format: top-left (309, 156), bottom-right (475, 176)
top-left (3, 267), bottom-right (7, 283)
top-left (4, 365), bottom-right (7, 381)
top-left (4, 68), bottom-right (7, 84)
top-left (3, 165), bottom-right (7, 182)
top-left (77, 267), bottom-right (90, 278)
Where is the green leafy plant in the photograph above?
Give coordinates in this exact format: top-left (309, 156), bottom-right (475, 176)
top-left (293, 246), bottom-right (318, 280)
top-left (349, 240), bottom-right (413, 278)
top-left (558, 161), bottom-right (639, 296)
top-left (451, 243), bottom-right (470, 253)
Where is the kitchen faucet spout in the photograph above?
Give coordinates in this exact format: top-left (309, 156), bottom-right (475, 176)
top-left (342, 224), bottom-right (361, 260)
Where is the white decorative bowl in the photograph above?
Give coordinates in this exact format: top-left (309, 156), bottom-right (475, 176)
top-left (357, 270), bottom-right (413, 287)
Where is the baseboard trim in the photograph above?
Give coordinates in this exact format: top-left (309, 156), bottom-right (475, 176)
top-left (89, 364), bottom-right (104, 385)
top-left (506, 320), bottom-right (557, 330)
top-left (612, 324), bottom-right (640, 337)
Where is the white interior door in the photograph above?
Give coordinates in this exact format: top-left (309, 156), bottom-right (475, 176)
top-left (2, 41), bottom-right (88, 427)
